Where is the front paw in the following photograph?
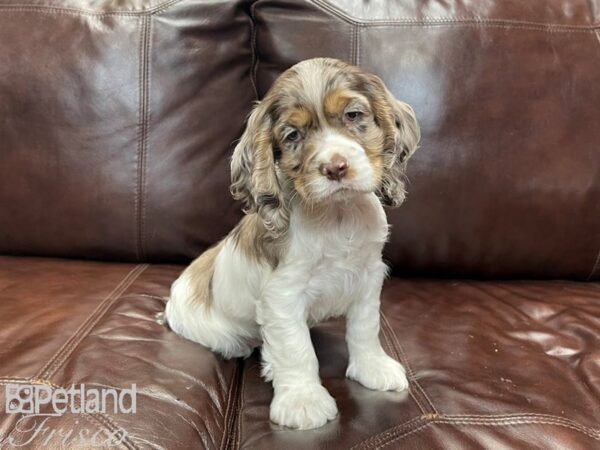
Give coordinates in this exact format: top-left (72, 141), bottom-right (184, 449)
top-left (270, 384), bottom-right (338, 430)
top-left (346, 354), bottom-right (409, 392)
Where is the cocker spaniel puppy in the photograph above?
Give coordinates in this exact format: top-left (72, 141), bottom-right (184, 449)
top-left (162, 57), bottom-right (420, 430)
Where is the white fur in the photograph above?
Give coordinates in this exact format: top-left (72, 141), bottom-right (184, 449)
top-left (310, 131), bottom-right (376, 200)
top-left (164, 58), bottom-right (420, 430)
top-left (165, 192), bottom-right (409, 430)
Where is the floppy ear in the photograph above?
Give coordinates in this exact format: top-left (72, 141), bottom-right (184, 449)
top-left (362, 74), bottom-right (420, 207)
top-left (230, 101), bottom-right (289, 236)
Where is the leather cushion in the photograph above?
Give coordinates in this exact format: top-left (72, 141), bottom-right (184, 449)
top-left (1, 256), bottom-right (598, 448)
top-left (253, 0), bottom-right (600, 279)
top-left (235, 278), bottom-right (600, 448)
top-left (0, 0), bottom-right (252, 262)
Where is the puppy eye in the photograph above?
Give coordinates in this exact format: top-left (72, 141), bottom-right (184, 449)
top-left (344, 111), bottom-right (363, 122)
top-left (285, 130), bottom-right (302, 143)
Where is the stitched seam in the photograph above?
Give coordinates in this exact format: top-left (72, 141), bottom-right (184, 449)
top-left (135, 15), bottom-right (151, 261)
top-left (34, 264), bottom-right (148, 380)
top-left (134, 17), bottom-right (143, 261)
top-left (380, 317), bottom-right (426, 413)
top-left (350, 416), bottom-right (430, 450)
top-left (381, 313), bottom-right (437, 413)
top-left (434, 418), bottom-right (600, 441)
top-left (356, 24), bottom-right (361, 66)
top-left (142, 16), bottom-right (152, 261)
top-left (380, 313), bottom-right (438, 414)
top-left (39, 264), bottom-right (148, 379)
top-left (33, 265), bottom-right (139, 378)
top-left (440, 414), bottom-right (600, 437)
top-left (220, 361), bottom-right (239, 450)
top-left (310, 0), bottom-right (599, 31)
top-left (222, 359), bottom-right (244, 450)
top-left (248, 2), bottom-right (259, 101)
top-left (447, 412), bottom-right (598, 420)
top-left (352, 21), bottom-right (358, 65)
top-left (378, 423), bottom-right (431, 449)
top-left (234, 359), bottom-right (245, 450)
top-left (0, 377), bottom-right (36, 384)
top-left (377, 22), bottom-right (599, 33)
top-left (0, 0), bottom-right (185, 17)
top-left (350, 416), bottom-right (424, 449)
top-left (380, 418), bottom-right (600, 449)
top-left (347, 20), bottom-right (354, 64)
top-left (352, 411), bottom-right (600, 449)
top-left (379, 319), bottom-right (426, 414)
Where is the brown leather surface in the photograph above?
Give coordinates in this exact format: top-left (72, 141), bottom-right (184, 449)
top-left (1, 257), bottom-right (598, 448)
top-left (0, 0), bottom-right (250, 262)
top-left (2, 1), bottom-right (600, 449)
top-left (0, 256), bottom-right (239, 449)
top-left (2, 0), bottom-right (599, 279)
top-left (236, 278), bottom-right (600, 449)
top-left (254, 0), bottom-right (600, 280)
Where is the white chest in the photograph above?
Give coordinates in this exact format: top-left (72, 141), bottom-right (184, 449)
top-left (286, 194), bottom-right (389, 322)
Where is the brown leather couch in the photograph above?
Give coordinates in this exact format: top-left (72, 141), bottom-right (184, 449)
top-left (1, 1), bottom-right (599, 448)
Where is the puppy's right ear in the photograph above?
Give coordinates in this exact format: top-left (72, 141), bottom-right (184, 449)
top-left (230, 101), bottom-right (288, 236)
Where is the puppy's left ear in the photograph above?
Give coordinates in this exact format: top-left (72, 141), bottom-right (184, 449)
top-left (362, 74), bottom-right (421, 207)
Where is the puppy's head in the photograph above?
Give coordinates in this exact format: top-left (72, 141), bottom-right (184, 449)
top-left (231, 58), bottom-right (420, 235)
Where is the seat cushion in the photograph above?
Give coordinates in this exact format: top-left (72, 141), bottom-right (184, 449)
top-left (0, 256), bottom-right (240, 449)
top-left (1, 257), bottom-right (599, 448)
top-left (236, 278), bottom-right (600, 449)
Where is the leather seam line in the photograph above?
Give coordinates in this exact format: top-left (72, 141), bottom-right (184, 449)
top-left (220, 360), bottom-right (239, 450)
top-left (350, 19), bottom-right (358, 65)
top-left (0, 0), bottom-right (185, 17)
top-left (0, 379), bottom-right (136, 450)
top-left (356, 24), bottom-right (361, 66)
top-left (351, 411), bottom-right (600, 449)
top-left (310, 0), bottom-right (600, 32)
top-left (441, 413), bottom-right (600, 435)
top-left (0, 377), bottom-right (35, 384)
top-left (347, 19), bottom-right (354, 65)
top-left (377, 423), bottom-right (431, 449)
top-left (350, 416), bottom-right (429, 450)
top-left (221, 359), bottom-right (244, 450)
top-left (380, 312), bottom-right (438, 414)
top-left (248, 2), bottom-right (259, 101)
top-left (433, 416), bottom-right (600, 441)
top-left (34, 264), bottom-right (148, 381)
top-left (379, 317), bottom-right (426, 415)
top-left (234, 358), bottom-right (246, 450)
top-left (135, 15), bottom-right (152, 261)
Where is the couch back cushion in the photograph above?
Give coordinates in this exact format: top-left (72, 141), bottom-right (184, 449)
top-left (254, 0), bottom-right (600, 279)
top-left (0, 0), bottom-right (251, 262)
top-left (2, 0), bottom-right (599, 280)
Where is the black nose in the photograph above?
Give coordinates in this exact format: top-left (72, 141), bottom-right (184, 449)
top-left (320, 155), bottom-right (348, 181)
